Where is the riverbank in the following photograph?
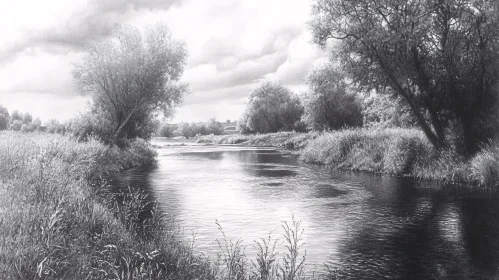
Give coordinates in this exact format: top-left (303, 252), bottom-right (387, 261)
top-left (0, 132), bottom-right (336, 279)
top-left (0, 132), bottom-right (216, 279)
top-left (198, 129), bottom-right (499, 189)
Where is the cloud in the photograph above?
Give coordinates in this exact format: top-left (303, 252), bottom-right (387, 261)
top-left (0, 0), bottom-right (330, 122)
top-left (0, 50), bottom-right (79, 97)
top-left (0, 0), bottom-right (182, 64)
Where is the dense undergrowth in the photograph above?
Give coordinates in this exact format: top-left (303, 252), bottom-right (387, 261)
top-left (198, 129), bottom-right (499, 189)
top-left (0, 132), bottom-right (336, 279)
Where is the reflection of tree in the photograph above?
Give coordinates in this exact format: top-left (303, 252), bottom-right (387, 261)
top-left (460, 194), bottom-right (499, 278)
top-left (330, 183), bottom-right (480, 280)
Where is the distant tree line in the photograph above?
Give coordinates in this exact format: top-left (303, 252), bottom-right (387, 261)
top-left (158, 118), bottom-right (225, 138)
top-left (0, 106), bottom-right (43, 133)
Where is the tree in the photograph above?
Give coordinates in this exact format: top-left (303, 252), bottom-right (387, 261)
top-left (239, 81), bottom-right (304, 134)
top-left (22, 113), bottom-right (32, 125)
top-left (176, 122), bottom-right (194, 139)
top-left (158, 123), bottom-right (176, 138)
top-left (46, 119), bottom-right (64, 134)
top-left (73, 24), bottom-right (188, 145)
top-left (10, 110), bottom-right (22, 122)
top-left (303, 63), bottom-right (363, 130)
top-left (207, 118), bottom-right (224, 135)
top-left (0, 105), bottom-right (9, 130)
top-left (311, 0), bottom-right (499, 154)
top-left (10, 120), bottom-right (23, 131)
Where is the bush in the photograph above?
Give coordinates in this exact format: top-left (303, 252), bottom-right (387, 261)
top-left (158, 123), bottom-right (176, 138)
top-left (471, 142), bottom-right (499, 188)
top-left (361, 90), bottom-right (417, 129)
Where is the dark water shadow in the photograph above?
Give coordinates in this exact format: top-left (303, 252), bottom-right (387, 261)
top-left (103, 164), bottom-right (161, 238)
top-left (260, 182), bottom-right (285, 187)
top-left (312, 184), bottom-right (349, 198)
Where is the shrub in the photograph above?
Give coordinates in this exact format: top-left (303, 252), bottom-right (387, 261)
top-left (471, 142), bottom-right (499, 188)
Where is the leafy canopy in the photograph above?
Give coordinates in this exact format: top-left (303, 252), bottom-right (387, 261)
top-left (311, 0), bottom-right (499, 154)
top-left (73, 24), bottom-right (188, 144)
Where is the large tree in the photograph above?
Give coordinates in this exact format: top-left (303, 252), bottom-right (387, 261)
top-left (73, 24), bottom-right (188, 144)
top-left (239, 81), bottom-right (304, 133)
top-left (311, 0), bottom-right (499, 154)
top-left (304, 63), bottom-right (363, 130)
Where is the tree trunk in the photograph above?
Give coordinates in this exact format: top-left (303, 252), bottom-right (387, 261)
top-left (113, 108), bottom-right (138, 144)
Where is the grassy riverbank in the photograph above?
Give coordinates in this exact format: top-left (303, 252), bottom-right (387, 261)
top-left (198, 129), bottom-right (499, 188)
top-left (0, 132), bottom-right (216, 279)
top-left (0, 132), bottom-right (335, 279)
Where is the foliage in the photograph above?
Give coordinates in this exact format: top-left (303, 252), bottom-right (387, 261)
top-left (68, 111), bottom-right (115, 143)
top-left (172, 119), bottom-right (225, 139)
top-left (73, 24), bottom-right (188, 145)
top-left (471, 141), bottom-right (499, 187)
top-left (0, 105), bottom-right (9, 130)
top-left (311, 0), bottom-right (499, 154)
top-left (303, 63), bottom-right (362, 130)
top-left (239, 81), bottom-right (304, 134)
top-left (45, 119), bottom-right (67, 134)
top-left (4, 109), bottom-right (41, 132)
top-left (207, 118), bottom-right (225, 135)
top-left (362, 91), bottom-right (417, 129)
top-left (158, 123), bottom-right (176, 138)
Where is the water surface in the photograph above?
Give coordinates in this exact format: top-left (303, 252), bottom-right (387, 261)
top-left (113, 140), bottom-right (499, 279)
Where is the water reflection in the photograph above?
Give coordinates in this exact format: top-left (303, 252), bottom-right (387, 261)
top-left (110, 143), bottom-right (499, 279)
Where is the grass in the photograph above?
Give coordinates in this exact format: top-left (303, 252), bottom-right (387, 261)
top-left (197, 132), bottom-right (320, 150)
top-left (0, 132), bottom-right (214, 279)
top-left (200, 128), bottom-right (499, 189)
top-left (0, 131), bottom-right (337, 279)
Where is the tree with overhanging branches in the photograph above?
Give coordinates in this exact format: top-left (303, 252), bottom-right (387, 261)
top-left (311, 0), bottom-right (499, 155)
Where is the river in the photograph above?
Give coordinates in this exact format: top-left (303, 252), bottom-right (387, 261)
top-left (110, 139), bottom-right (499, 279)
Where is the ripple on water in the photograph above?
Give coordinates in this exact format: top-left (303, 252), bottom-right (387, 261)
top-left (313, 184), bottom-right (350, 198)
top-left (260, 182), bottom-right (285, 187)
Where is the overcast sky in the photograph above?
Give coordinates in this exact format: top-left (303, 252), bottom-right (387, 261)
top-left (0, 0), bottom-right (329, 123)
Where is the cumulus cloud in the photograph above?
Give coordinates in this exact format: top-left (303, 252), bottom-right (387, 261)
top-left (0, 0), bottom-right (330, 122)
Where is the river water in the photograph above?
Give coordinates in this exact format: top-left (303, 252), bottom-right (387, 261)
top-left (111, 139), bottom-right (499, 279)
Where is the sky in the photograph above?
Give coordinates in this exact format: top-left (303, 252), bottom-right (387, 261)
top-left (0, 0), bottom-right (330, 123)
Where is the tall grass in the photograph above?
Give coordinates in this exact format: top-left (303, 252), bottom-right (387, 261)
top-left (301, 128), bottom-right (434, 176)
top-left (0, 132), bottom-right (214, 279)
top-left (214, 217), bottom-right (330, 280)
